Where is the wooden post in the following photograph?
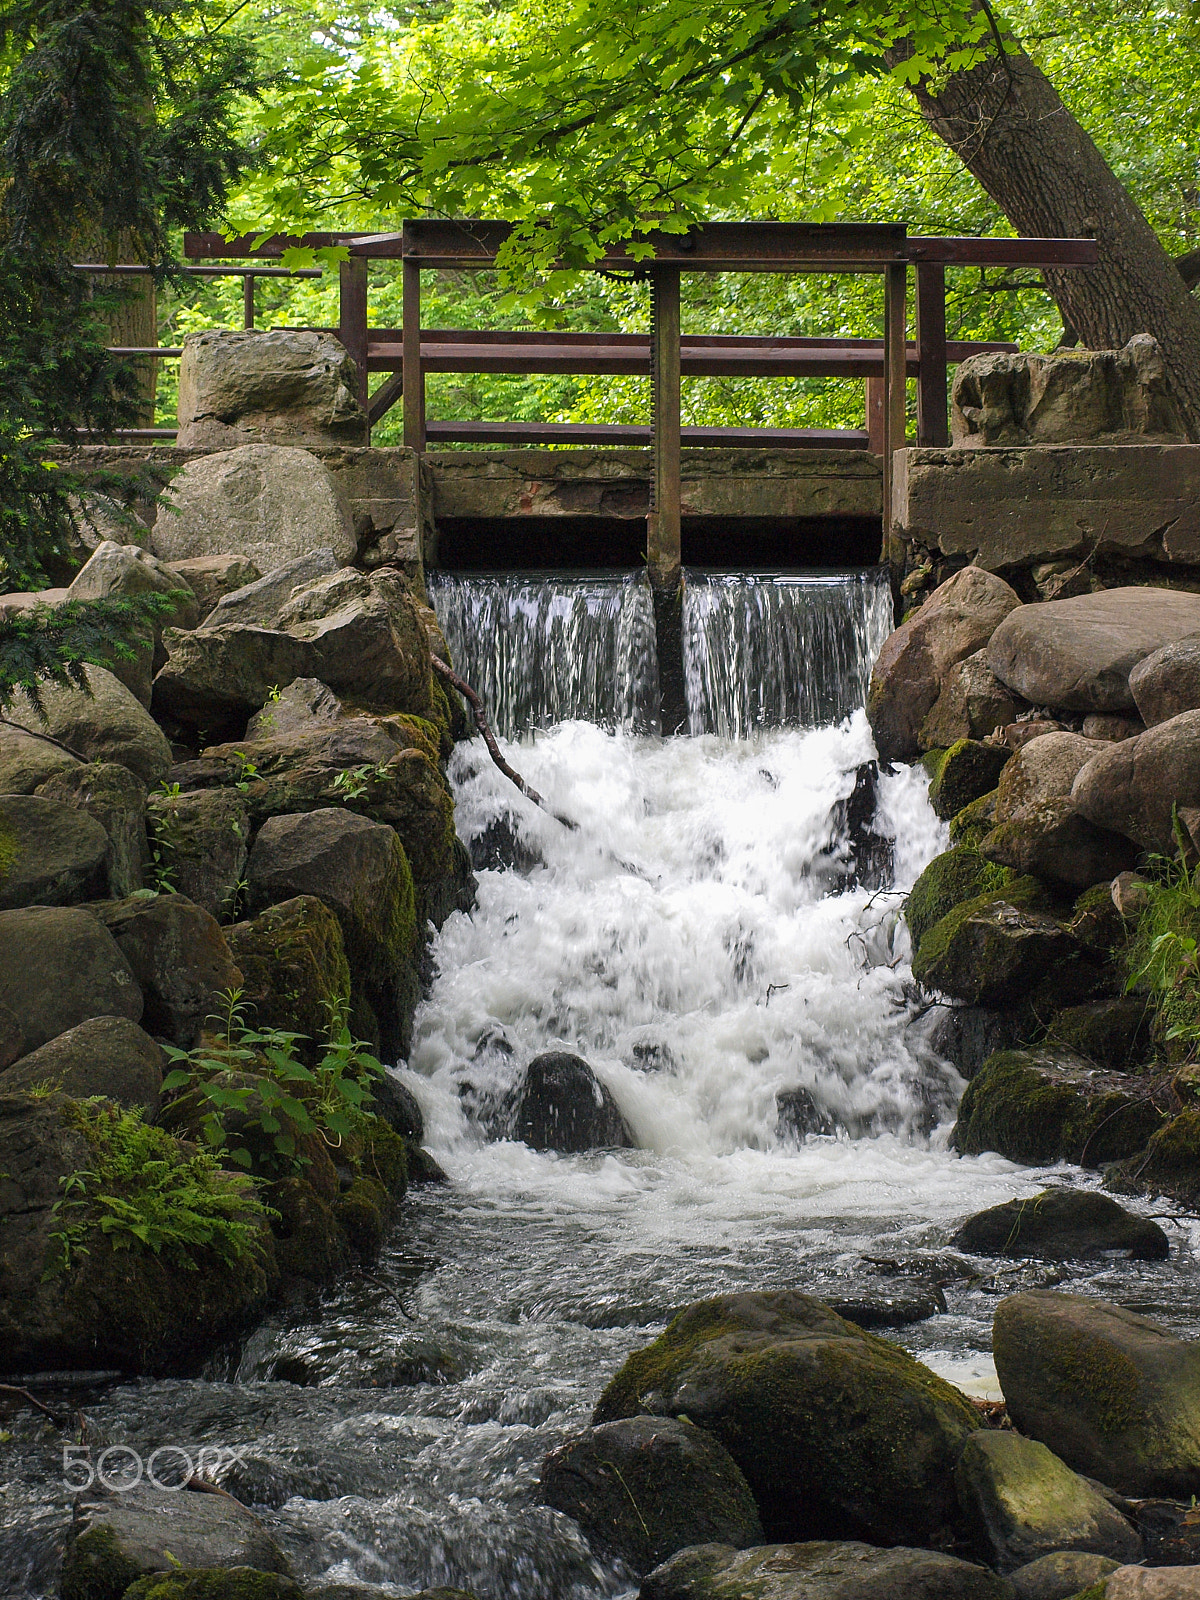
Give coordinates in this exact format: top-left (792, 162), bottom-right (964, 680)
top-left (915, 262), bottom-right (949, 446)
top-left (647, 265), bottom-right (681, 591)
top-left (243, 273), bottom-right (256, 330)
top-left (402, 257), bottom-right (426, 452)
top-left (338, 256), bottom-right (369, 411)
top-left (865, 376), bottom-right (885, 455)
top-left (883, 262), bottom-right (907, 547)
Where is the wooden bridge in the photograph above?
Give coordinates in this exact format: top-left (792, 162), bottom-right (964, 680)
top-left (97, 220), bottom-right (1099, 587)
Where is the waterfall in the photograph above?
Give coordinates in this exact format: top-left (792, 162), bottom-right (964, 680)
top-left (429, 565), bottom-right (894, 739)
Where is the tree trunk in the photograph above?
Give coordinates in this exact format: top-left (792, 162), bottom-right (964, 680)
top-left (74, 227), bottom-right (158, 427)
top-left (890, 31), bottom-right (1200, 437)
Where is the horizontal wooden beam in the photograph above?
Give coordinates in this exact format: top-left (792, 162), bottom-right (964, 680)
top-left (907, 236), bottom-right (1099, 266)
top-left (422, 420), bottom-right (871, 449)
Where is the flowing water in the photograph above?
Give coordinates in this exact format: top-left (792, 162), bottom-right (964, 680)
top-left (3, 569), bottom-right (1198, 1600)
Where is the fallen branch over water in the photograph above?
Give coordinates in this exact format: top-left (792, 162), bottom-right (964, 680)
top-left (430, 654), bottom-right (579, 832)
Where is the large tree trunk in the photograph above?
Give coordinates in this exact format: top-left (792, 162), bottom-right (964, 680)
top-left (889, 31), bottom-right (1200, 437)
top-left (75, 227), bottom-right (158, 428)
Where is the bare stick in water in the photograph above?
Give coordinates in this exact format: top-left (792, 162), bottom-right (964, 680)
top-left (430, 655), bottom-right (579, 832)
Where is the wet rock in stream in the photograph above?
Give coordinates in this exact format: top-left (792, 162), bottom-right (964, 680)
top-left (504, 1051), bottom-right (635, 1153)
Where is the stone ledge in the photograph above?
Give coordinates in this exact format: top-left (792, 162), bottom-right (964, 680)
top-left (894, 443), bottom-right (1200, 570)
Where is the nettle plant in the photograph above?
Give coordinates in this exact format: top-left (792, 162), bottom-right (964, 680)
top-left (162, 989), bottom-right (385, 1176)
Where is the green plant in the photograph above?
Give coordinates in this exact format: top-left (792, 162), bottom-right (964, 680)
top-left (230, 752), bottom-right (260, 793)
top-left (331, 761), bottom-right (391, 801)
top-left (1125, 817), bottom-right (1200, 1055)
top-left (161, 988), bottom-right (385, 1175)
top-left (47, 1100), bottom-right (270, 1277)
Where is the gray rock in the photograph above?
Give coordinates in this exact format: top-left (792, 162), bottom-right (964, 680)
top-left (1102, 1569), bottom-right (1200, 1600)
top-left (987, 588), bottom-right (1200, 715)
top-left (955, 1429), bottom-right (1142, 1572)
top-left (912, 899), bottom-right (1097, 1011)
top-left (150, 444), bottom-right (356, 572)
top-left (868, 567), bottom-right (1022, 764)
top-left (277, 568), bottom-right (434, 714)
top-left (928, 1005), bottom-right (1028, 1082)
top-left (594, 1291), bottom-right (980, 1548)
top-left (168, 553), bottom-right (262, 617)
top-left (0, 794), bottom-right (110, 908)
top-left (124, 1572), bottom-right (304, 1600)
top-left (951, 336), bottom-right (1186, 447)
top-left (507, 1052), bottom-right (635, 1152)
top-left (1129, 633), bottom-right (1200, 727)
top-left (83, 893), bottom-right (242, 1047)
top-left (1081, 714), bottom-right (1144, 742)
top-left (1072, 709), bottom-right (1200, 854)
top-left (146, 787), bottom-right (250, 920)
top-left (1, 1015), bottom-right (163, 1114)
top-left (35, 763), bottom-right (149, 897)
top-left (1009, 1551), bottom-right (1121, 1600)
top-left (0, 905), bottom-right (142, 1051)
top-left (638, 1541), bottom-right (1015, 1599)
top-left (67, 539), bottom-right (198, 623)
top-left (60, 1486), bottom-right (291, 1600)
top-left (368, 1071), bottom-right (424, 1141)
top-left (979, 797), bottom-right (1136, 892)
top-left (994, 734), bottom-right (1109, 823)
top-left (0, 1001), bottom-right (22, 1069)
top-left (245, 677), bottom-right (344, 740)
top-left (7, 664), bottom-right (173, 786)
top-left (208, 549), bottom-right (340, 629)
top-left (993, 1291), bottom-right (1200, 1499)
top-left (152, 624), bottom-right (316, 731)
top-left (541, 1415), bottom-right (763, 1575)
top-left (0, 723), bottom-right (80, 793)
top-left (921, 650), bottom-right (1021, 750)
top-left (952, 1189), bottom-right (1169, 1262)
top-left (176, 328), bottom-right (368, 449)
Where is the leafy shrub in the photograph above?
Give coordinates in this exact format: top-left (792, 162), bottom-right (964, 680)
top-left (1125, 826), bottom-right (1200, 1056)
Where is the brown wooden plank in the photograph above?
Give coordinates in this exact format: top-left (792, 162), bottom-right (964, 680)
top-left (916, 263), bottom-right (949, 447)
top-left (402, 257), bottom-right (425, 450)
top-left (907, 236), bottom-right (1098, 266)
top-left (367, 370), bottom-right (405, 426)
top-left (423, 421), bottom-right (870, 448)
top-left (648, 266), bottom-right (682, 588)
top-left (338, 258), bottom-right (369, 409)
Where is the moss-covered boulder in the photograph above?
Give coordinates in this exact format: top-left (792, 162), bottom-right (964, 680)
top-left (591, 1290), bottom-right (979, 1546)
top-left (1067, 882), bottom-right (1128, 958)
top-left (639, 1541), bottom-right (1014, 1600)
top-left (1045, 998), bottom-right (1150, 1071)
top-left (979, 798), bottom-right (1136, 892)
top-left (949, 789), bottom-right (999, 849)
top-left (1, 1015), bottom-right (162, 1115)
top-left (225, 895), bottom-right (351, 1057)
top-left (122, 1571), bottom-right (305, 1600)
top-left (146, 787), bottom-right (250, 920)
top-left (913, 883), bottom-right (1102, 1010)
top-left (951, 1189), bottom-right (1169, 1262)
top-left (905, 845), bottom-right (1017, 955)
top-left (1007, 1552), bottom-right (1120, 1600)
top-left (0, 794), bottom-right (110, 909)
top-left (993, 1290), bottom-right (1200, 1499)
top-left (924, 740), bottom-right (1012, 821)
top-left (954, 1429), bottom-right (1142, 1573)
top-left (36, 762), bottom-right (149, 898)
top-left (332, 1176), bottom-right (389, 1258)
top-left (268, 1174), bottom-right (345, 1281)
top-left (951, 1048), bottom-right (1168, 1166)
top-left (61, 1487), bottom-right (292, 1600)
top-left (0, 905), bottom-right (143, 1053)
top-left (540, 1415), bottom-right (763, 1574)
top-left (1106, 1107), bottom-right (1200, 1208)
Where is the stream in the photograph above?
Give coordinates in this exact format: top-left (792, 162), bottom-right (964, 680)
top-left (3, 569), bottom-right (1198, 1600)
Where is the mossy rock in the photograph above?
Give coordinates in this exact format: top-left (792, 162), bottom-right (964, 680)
top-left (268, 1175), bottom-right (345, 1282)
top-left (591, 1289), bottom-right (979, 1547)
top-left (1068, 881), bottom-right (1127, 956)
top-left (952, 1047), bottom-right (1167, 1166)
top-left (358, 1118), bottom-right (409, 1200)
top-left (225, 895), bottom-right (351, 1060)
top-left (1107, 1106), bottom-right (1200, 1208)
top-left (905, 844), bottom-right (1017, 954)
top-left (1045, 997), bottom-right (1151, 1071)
top-left (924, 740), bottom-right (1011, 822)
top-left (333, 1176), bottom-right (388, 1257)
top-left (122, 1571), bottom-right (305, 1600)
top-left (948, 788), bottom-right (999, 849)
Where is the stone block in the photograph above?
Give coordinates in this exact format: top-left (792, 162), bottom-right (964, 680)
top-left (176, 328), bottom-right (367, 448)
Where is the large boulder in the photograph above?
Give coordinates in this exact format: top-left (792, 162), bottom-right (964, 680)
top-left (1128, 634), bottom-right (1200, 728)
top-left (0, 794), bottom-right (110, 908)
top-left (993, 734), bottom-right (1108, 821)
top-left (224, 895), bottom-right (351, 1057)
top-left (7, 664), bottom-right (173, 786)
top-left (920, 650), bottom-right (1020, 751)
top-left (1, 1015), bottom-right (163, 1113)
top-left (150, 444), bottom-right (357, 572)
top-left (925, 741), bottom-right (1011, 821)
top-left (175, 328), bottom-right (368, 449)
top-left (275, 567), bottom-right (435, 714)
top-left (1072, 710), bottom-right (1200, 855)
top-left (951, 1190), bottom-right (1169, 1262)
top-left (168, 553), bottom-right (261, 618)
top-left (994, 1292), bottom-right (1200, 1499)
top-left (979, 800), bottom-right (1136, 891)
top-left (951, 337), bottom-right (1187, 447)
top-left (540, 1415), bottom-right (762, 1574)
top-left (905, 845), bottom-right (1017, 957)
top-left (245, 809), bottom-right (417, 1058)
top-left (912, 892), bottom-right (1100, 1011)
top-left (151, 624), bottom-right (315, 733)
top-left (60, 1485), bottom-right (292, 1600)
top-left (0, 723), bottom-right (79, 793)
top-left (986, 588), bottom-right (1200, 715)
top-left (0, 906), bottom-right (142, 1051)
top-left (592, 1291), bottom-right (980, 1546)
top-left (146, 787), bottom-right (250, 920)
top-left (36, 763), bottom-right (149, 897)
top-left (638, 1541), bottom-right (1014, 1600)
top-left (245, 677), bottom-right (344, 740)
top-left (83, 894), bottom-right (243, 1047)
top-left (951, 1048), bottom-right (1167, 1166)
top-left (1008, 1552), bottom-right (1121, 1600)
top-left (66, 541), bottom-right (199, 704)
top-left (506, 1052), bottom-right (635, 1152)
top-left (954, 1429), bottom-right (1142, 1573)
top-left (1107, 1107), bottom-right (1200, 1209)
top-left (208, 549), bottom-right (340, 629)
top-left (868, 567), bottom-right (1022, 764)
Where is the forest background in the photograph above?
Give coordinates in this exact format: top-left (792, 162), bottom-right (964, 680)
top-left (146, 0), bottom-right (1199, 443)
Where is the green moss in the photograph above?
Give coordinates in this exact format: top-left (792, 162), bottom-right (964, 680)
top-left (1108, 1107), bottom-right (1200, 1205)
top-left (359, 1119), bottom-right (409, 1199)
top-left (905, 845), bottom-right (1016, 953)
top-left (225, 897), bottom-right (352, 1060)
top-left (60, 1523), bottom-right (143, 1600)
top-left (1045, 997), bottom-right (1150, 1070)
top-left (122, 1569), bottom-right (304, 1600)
top-left (1026, 1322), bottom-right (1142, 1436)
top-left (925, 740), bottom-right (1011, 822)
top-left (333, 1176), bottom-right (388, 1256)
top-left (911, 875), bottom-right (1048, 988)
top-left (391, 712), bottom-right (443, 765)
top-left (948, 789), bottom-right (999, 848)
top-left (1069, 881), bottom-right (1126, 955)
top-left (268, 1174), bottom-right (345, 1281)
top-left (0, 819), bottom-right (17, 883)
